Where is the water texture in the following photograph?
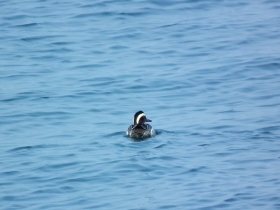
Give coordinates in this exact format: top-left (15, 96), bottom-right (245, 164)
top-left (1, 0), bottom-right (280, 209)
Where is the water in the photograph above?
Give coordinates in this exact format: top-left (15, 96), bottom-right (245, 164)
top-left (1, 0), bottom-right (280, 209)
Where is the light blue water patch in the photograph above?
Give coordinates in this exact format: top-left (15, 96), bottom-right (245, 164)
top-left (1, 0), bottom-right (280, 209)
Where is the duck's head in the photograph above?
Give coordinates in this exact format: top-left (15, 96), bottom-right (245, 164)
top-left (133, 111), bottom-right (152, 125)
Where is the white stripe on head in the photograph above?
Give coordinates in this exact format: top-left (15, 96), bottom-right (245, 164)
top-left (136, 113), bottom-right (146, 124)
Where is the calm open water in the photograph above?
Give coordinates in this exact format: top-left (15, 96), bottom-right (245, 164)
top-left (1, 0), bottom-right (280, 209)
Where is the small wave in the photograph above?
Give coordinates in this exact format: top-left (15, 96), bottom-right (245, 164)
top-left (188, 166), bottom-right (208, 173)
top-left (8, 145), bottom-right (46, 153)
top-left (120, 12), bottom-right (147, 17)
top-left (8, 144), bottom-right (59, 152)
top-left (155, 129), bottom-right (175, 135)
top-left (103, 131), bottom-right (126, 138)
top-left (210, 125), bottom-right (235, 130)
top-left (198, 144), bottom-right (210, 147)
top-left (257, 62), bottom-right (280, 71)
top-left (72, 11), bottom-right (117, 19)
top-left (14, 22), bottom-right (38, 27)
top-left (258, 126), bottom-right (280, 134)
top-left (79, 2), bottom-right (107, 8)
top-left (180, 166), bottom-right (208, 174)
top-left (154, 143), bottom-right (166, 149)
top-left (258, 102), bottom-right (280, 108)
top-left (3, 14), bottom-right (30, 20)
top-left (21, 35), bottom-right (65, 42)
top-left (37, 162), bottom-right (79, 171)
top-left (76, 64), bottom-right (108, 69)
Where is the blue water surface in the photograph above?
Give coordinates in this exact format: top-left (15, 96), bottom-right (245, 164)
top-left (1, 0), bottom-right (280, 209)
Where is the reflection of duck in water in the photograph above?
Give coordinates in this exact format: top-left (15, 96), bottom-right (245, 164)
top-left (127, 111), bottom-right (156, 138)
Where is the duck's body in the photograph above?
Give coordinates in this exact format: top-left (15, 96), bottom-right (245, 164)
top-left (127, 123), bottom-right (155, 138)
top-left (127, 111), bottom-right (155, 139)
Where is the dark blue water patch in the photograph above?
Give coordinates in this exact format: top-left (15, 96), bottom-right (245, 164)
top-left (1, 95), bottom-right (30, 103)
top-left (125, 84), bottom-right (150, 91)
top-left (33, 47), bottom-right (74, 53)
top-left (198, 144), bottom-right (210, 147)
top-left (80, 76), bottom-right (115, 83)
top-left (30, 55), bottom-right (60, 61)
top-left (72, 11), bottom-right (117, 19)
top-left (180, 166), bottom-right (209, 174)
top-left (75, 63), bottom-right (109, 69)
top-left (149, 0), bottom-right (178, 6)
top-left (75, 8), bottom-right (150, 19)
top-left (109, 44), bottom-right (129, 50)
top-left (257, 126), bottom-right (280, 134)
top-left (244, 73), bottom-right (280, 83)
top-left (158, 204), bottom-right (178, 209)
top-left (89, 50), bottom-right (108, 55)
top-left (31, 188), bottom-right (67, 195)
top-left (111, 32), bottom-right (143, 40)
top-left (8, 144), bottom-right (61, 153)
top-left (1, 91), bottom-right (52, 102)
top-left (65, 175), bottom-right (113, 183)
top-left (200, 203), bottom-right (233, 210)
top-left (87, 108), bottom-right (105, 113)
top-left (35, 162), bottom-right (80, 173)
top-left (8, 145), bottom-right (43, 152)
top-left (153, 143), bottom-right (167, 149)
top-left (0, 73), bottom-right (40, 80)
top-left (149, 0), bottom-right (224, 8)
top-left (0, 170), bottom-right (20, 176)
top-left (119, 12), bottom-right (147, 17)
top-left (13, 22), bottom-right (39, 27)
top-left (155, 129), bottom-right (176, 135)
top-left (244, 60), bottom-right (280, 72)
top-left (1, 196), bottom-right (17, 201)
top-left (258, 102), bottom-right (280, 108)
top-left (210, 125), bottom-right (236, 130)
top-left (155, 22), bottom-right (180, 29)
top-left (3, 14), bottom-right (33, 21)
top-left (264, 0), bottom-right (280, 4)
top-left (217, 109), bottom-right (242, 114)
top-left (224, 197), bottom-right (238, 203)
top-left (79, 2), bottom-right (108, 8)
top-left (20, 35), bottom-right (66, 42)
top-left (231, 192), bottom-right (256, 201)
top-left (253, 93), bottom-right (280, 100)
top-left (50, 41), bottom-right (72, 46)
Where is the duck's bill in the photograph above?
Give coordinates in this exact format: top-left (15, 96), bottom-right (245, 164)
top-left (145, 118), bottom-right (152, 122)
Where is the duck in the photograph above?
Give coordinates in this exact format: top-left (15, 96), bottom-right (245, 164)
top-left (127, 111), bottom-right (156, 139)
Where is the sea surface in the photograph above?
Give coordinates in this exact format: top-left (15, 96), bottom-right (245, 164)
top-left (1, 0), bottom-right (280, 209)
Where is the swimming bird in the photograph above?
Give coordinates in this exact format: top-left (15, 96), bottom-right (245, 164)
top-left (127, 111), bottom-right (156, 139)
